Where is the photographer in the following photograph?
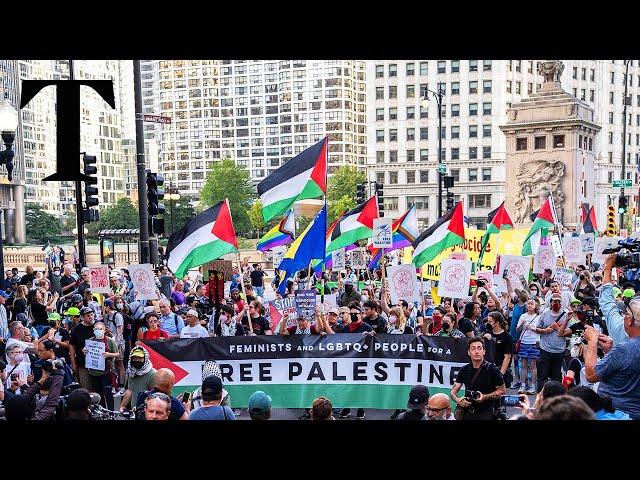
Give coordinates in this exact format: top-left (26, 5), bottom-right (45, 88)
top-left (450, 337), bottom-right (506, 420)
top-left (598, 255), bottom-right (631, 346)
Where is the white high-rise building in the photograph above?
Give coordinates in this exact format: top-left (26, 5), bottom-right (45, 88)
top-left (366, 60), bottom-right (640, 230)
top-left (156, 60), bottom-right (367, 197)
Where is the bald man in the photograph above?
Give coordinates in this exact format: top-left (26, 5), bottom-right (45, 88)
top-left (427, 393), bottom-right (456, 421)
top-left (136, 368), bottom-right (188, 420)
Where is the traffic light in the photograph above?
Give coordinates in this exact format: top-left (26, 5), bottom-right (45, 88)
top-left (149, 217), bottom-right (165, 237)
top-left (618, 196), bottom-right (628, 214)
top-left (82, 154), bottom-right (99, 223)
top-left (446, 191), bottom-right (455, 211)
top-left (146, 171), bottom-right (165, 216)
top-left (376, 182), bottom-right (384, 217)
top-left (607, 204), bottom-right (617, 236)
top-left (356, 182), bottom-right (365, 204)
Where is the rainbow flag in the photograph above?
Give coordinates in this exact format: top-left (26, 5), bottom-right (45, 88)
top-left (256, 210), bottom-right (295, 252)
top-left (368, 205), bottom-right (419, 268)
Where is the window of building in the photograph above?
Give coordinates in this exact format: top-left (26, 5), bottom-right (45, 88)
top-left (507, 81), bottom-right (512, 93)
top-left (406, 84), bottom-right (415, 98)
top-left (450, 169), bottom-right (460, 182)
top-left (375, 65), bottom-right (384, 78)
top-left (452, 126), bottom-right (460, 139)
top-left (516, 138), bottom-right (527, 150)
top-left (438, 61), bottom-right (446, 73)
top-left (482, 168), bottom-right (491, 181)
top-left (469, 103), bottom-right (478, 116)
top-left (451, 104), bottom-right (460, 117)
top-left (420, 149), bottom-right (429, 161)
top-left (407, 196), bottom-right (429, 210)
top-left (469, 81), bottom-right (478, 94)
top-left (419, 170), bottom-right (429, 183)
top-left (377, 172), bottom-right (385, 184)
top-left (483, 102), bottom-right (492, 115)
top-left (483, 146), bottom-right (491, 158)
top-left (469, 60), bottom-right (478, 72)
top-left (573, 67), bottom-right (577, 79)
top-left (451, 82), bottom-right (460, 95)
top-left (420, 127), bottom-right (429, 140)
top-left (407, 128), bottom-right (415, 141)
top-left (406, 106), bottom-right (415, 119)
top-left (376, 87), bottom-right (384, 99)
top-left (610, 92), bottom-right (614, 105)
top-left (535, 136), bottom-right (546, 149)
top-left (389, 64), bottom-right (397, 77)
top-left (553, 135), bottom-right (565, 148)
top-left (407, 149), bottom-right (415, 162)
top-left (389, 129), bottom-right (398, 142)
top-left (420, 62), bottom-right (428, 75)
top-left (440, 149), bottom-right (446, 161)
top-left (389, 86), bottom-right (397, 99)
top-left (451, 60), bottom-right (460, 73)
top-left (483, 80), bottom-right (492, 93)
top-left (389, 151), bottom-right (398, 163)
top-left (440, 127), bottom-right (446, 139)
top-left (376, 108), bottom-right (384, 121)
top-left (611, 71), bottom-right (615, 84)
top-left (608, 171), bottom-right (613, 183)
top-left (482, 125), bottom-right (491, 137)
top-left (515, 60), bottom-right (521, 72)
top-left (469, 168), bottom-right (478, 181)
top-left (406, 170), bottom-right (415, 183)
top-left (469, 194), bottom-right (491, 208)
top-left (580, 89), bottom-right (586, 101)
top-left (376, 151), bottom-right (384, 163)
top-left (376, 130), bottom-right (384, 142)
top-left (420, 106), bottom-right (428, 118)
top-left (469, 147), bottom-right (477, 159)
top-left (389, 107), bottom-right (398, 120)
top-left (609, 112), bottom-right (614, 124)
top-left (516, 82), bottom-right (521, 94)
top-left (609, 132), bottom-right (614, 144)
top-left (483, 60), bottom-right (492, 71)
top-left (528, 83), bottom-right (533, 95)
top-left (452, 148), bottom-right (459, 160)
top-left (590, 90), bottom-right (595, 102)
top-left (590, 69), bottom-right (595, 81)
top-left (406, 63), bottom-right (415, 76)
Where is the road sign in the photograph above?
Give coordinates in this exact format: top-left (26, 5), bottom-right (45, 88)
top-left (612, 179), bottom-right (632, 188)
top-left (437, 163), bottom-right (447, 174)
top-left (144, 114), bottom-right (172, 124)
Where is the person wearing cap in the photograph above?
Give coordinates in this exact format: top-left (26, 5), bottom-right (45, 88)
top-left (136, 368), bottom-right (188, 420)
top-left (180, 309), bottom-right (209, 338)
top-left (65, 388), bottom-right (92, 421)
top-left (83, 289), bottom-right (102, 322)
top-left (325, 307), bottom-right (344, 333)
top-left (559, 296), bottom-right (608, 339)
top-left (120, 345), bottom-right (156, 413)
top-left (248, 390), bottom-right (272, 420)
top-left (338, 278), bottom-right (361, 307)
top-left (543, 280), bottom-right (573, 310)
top-left (598, 255), bottom-right (632, 346)
top-left (190, 360), bottom-right (232, 412)
top-left (35, 312), bottom-right (71, 364)
top-left (68, 306), bottom-right (98, 390)
top-left (427, 392), bottom-right (455, 420)
top-left (63, 306), bottom-right (81, 332)
top-left (397, 385), bottom-right (430, 420)
top-left (188, 375), bottom-right (235, 420)
top-left (533, 292), bottom-right (569, 392)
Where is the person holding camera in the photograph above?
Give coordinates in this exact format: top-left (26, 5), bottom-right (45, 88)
top-left (450, 337), bottom-right (506, 420)
top-left (598, 255), bottom-right (632, 346)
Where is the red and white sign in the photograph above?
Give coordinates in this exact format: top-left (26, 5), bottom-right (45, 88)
top-left (144, 114), bottom-right (172, 124)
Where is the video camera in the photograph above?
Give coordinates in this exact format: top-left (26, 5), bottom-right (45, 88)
top-left (602, 238), bottom-right (640, 269)
top-left (42, 358), bottom-right (66, 374)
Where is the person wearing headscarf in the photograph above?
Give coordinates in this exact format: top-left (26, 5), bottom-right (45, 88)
top-left (190, 360), bottom-right (230, 410)
top-left (119, 345), bottom-right (156, 412)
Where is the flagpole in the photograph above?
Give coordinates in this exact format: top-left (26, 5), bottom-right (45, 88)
top-left (547, 194), bottom-right (568, 268)
top-left (420, 265), bottom-right (426, 315)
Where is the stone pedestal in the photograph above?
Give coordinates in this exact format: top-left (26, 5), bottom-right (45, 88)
top-left (500, 61), bottom-right (601, 228)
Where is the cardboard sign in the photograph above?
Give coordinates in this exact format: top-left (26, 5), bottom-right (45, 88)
top-left (450, 252), bottom-right (467, 261)
top-left (437, 259), bottom-right (472, 299)
top-left (332, 249), bottom-right (346, 271)
top-left (563, 236), bottom-right (585, 264)
top-left (85, 340), bottom-right (105, 371)
top-left (495, 255), bottom-right (531, 293)
top-left (579, 234), bottom-right (595, 254)
top-left (554, 267), bottom-right (575, 287)
top-left (533, 245), bottom-right (557, 274)
top-left (476, 270), bottom-right (494, 288)
top-left (316, 295), bottom-right (337, 314)
top-left (128, 264), bottom-right (159, 301)
top-left (295, 289), bottom-right (317, 319)
top-left (593, 236), bottom-right (621, 265)
top-left (350, 248), bottom-right (367, 270)
top-left (373, 218), bottom-right (393, 248)
top-left (388, 264), bottom-right (421, 304)
top-left (89, 265), bottom-right (110, 294)
top-left (205, 260), bottom-right (233, 281)
top-left (549, 234), bottom-right (564, 258)
top-left (271, 245), bottom-right (287, 269)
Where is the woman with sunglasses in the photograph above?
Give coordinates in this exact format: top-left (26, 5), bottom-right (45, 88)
top-left (239, 301), bottom-right (272, 335)
top-left (137, 313), bottom-right (169, 342)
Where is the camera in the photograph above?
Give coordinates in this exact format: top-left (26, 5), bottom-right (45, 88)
top-left (465, 390), bottom-right (481, 401)
top-left (10, 372), bottom-right (19, 381)
top-left (42, 358), bottom-right (65, 373)
top-left (441, 322), bottom-right (450, 332)
top-left (602, 239), bottom-right (640, 269)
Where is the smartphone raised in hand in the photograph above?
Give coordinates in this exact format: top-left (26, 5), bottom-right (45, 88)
top-left (181, 391), bottom-right (191, 403)
top-left (500, 394), bottom-right (522, 408)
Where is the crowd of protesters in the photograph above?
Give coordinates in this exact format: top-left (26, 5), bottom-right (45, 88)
top-left (1, 247), bottom-right (638, 421)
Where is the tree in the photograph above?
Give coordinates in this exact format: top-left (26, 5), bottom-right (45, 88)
top-left (26, 204), bottom-right (61, 243)
top-left (95, 197), bottom-right (139, 231)
top-left (165, 195), bottom-right (196, 236)
top-left (201, 158), bottom-right (254, 235)
top-left (248, 200), bottom-right (266, 236)
top-left (327, 165), bottom-right (366, 223)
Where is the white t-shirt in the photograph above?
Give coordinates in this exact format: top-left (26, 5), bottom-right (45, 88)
top-left (180, 324), bottom-right (209, 338)
top-left (517, 312), bottom-right (541, 344)
top-left (4, 361), bottom-right (31, 391)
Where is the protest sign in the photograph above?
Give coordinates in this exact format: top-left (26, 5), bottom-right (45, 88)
top-left (89, 265), bottom-right (110, 294)
top-left (204, 260), bottom-right (233, 281)
top-left (579, 234), bottom-right (595, 254)
top-left (437, 259), bottom-right (472, 299)
top-left (549, 235), bottom-right (564, 258)
top-left (295, 290), bottom-right (317, 319)
top-left (533, 245), bottom-right (557, 274)
top-left (332, 249), bottom-right (346, 271)
top-left (316, 295), bottom-right (337, 314)
top-left (563, 236), bottom-right (584, 264)
top-left (85, 340), bottom-right (105, 371)
top-left (495, 255), bottom-right (531, 293)
top-left (593, 236), bottom-right (620, 265)
top-left (373, 218), bottom-right (393, 248)
top-left (350, 248), bottom-right (367, 269)
top-left (388, 264), bottom-right (420, 304)
top-left (128, 264), bottom-right (159, 300)
top-left (554, 267), bottom-right (575, 287)
top-left (268, 296), bottom-right (299, 331)
top-left (271, 245), bottom-right (287, 269)
top-left (476, 270), bottom-right (494, 288)
top-left (450, 252), bottom-right (467, 261)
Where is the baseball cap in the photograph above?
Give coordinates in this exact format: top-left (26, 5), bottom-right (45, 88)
top-left (338, 306), bottom-right (350, 314)
top-left (104, 299), bottom-right (115, 308)
top-left (65, 307), bottom-right (81, 316)
top-left (130, 347), bottom-right (146, 358)
top-left (248, 390), bottom-right (272, 415)
top-left (48, 312), bottom-right (61, 321)
top-left (328, 307), bottom-right (339, 315)
top-left (201, 375), bottom-right (223, 395)
top-left (81, 267), bottom-right (90, 274)
top-left (613, 287), bottom-right (622, 298)
top-left (80, 307), bottom-right (93, 315)
top-left (581, 296), bottom-right (598, 309)
top-left (623, 288), bottom-right (635, 299)
top-left (344, 279), bottom-right (355, 286)
top-left (66, 388), bottom-right (92, 411)
top-left (0, 290), bottom-right (10, 298)
top-left (186, 309), bottom-right (199, 317)
top-left (569, 297), bottom-right (582, 306)
top-left (71, 294), bottom-right (83, 303)
top-left (407, 384), bottom-right (430, 410)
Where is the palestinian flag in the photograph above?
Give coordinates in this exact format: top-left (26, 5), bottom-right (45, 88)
top-left (478, 202), bottom-right (513, 264)
top-left (326, 196), bottom-right (379, 253)
top-left (256, 210), bottom-right (295, 252)
top-left (581, 206), bottom-right (598, 236)
top-left (166, 199), bottom-right (238, 279)
top-left (412, 202), bottom-right (466, 268)
top-left (257, 137), bottom-right (327, 222)
top-left (521, 197), bottom-right (556, 256)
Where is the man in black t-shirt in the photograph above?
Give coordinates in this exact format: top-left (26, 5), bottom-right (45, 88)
top-left (450, 337), bottom-right (505, 420)
top-left (68, 307), bottom-right (97, 390)
top-left (249, 264), bottom-right (267, 298)
top-left (397, 384), bottom-right (429, 420)
top-left (458, 302), bottom-right (483, 338)
top-left (362, 300), bottom-right (388, 334)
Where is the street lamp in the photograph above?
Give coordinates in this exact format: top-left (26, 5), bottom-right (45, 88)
top-left (0, 92), bottom-right (19, 279)
top-left (165, 181), bottom-right (181, 236)
top-left (421, 87), bottom-right (445, 218)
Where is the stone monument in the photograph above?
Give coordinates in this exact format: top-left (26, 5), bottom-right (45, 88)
top-left (500, 61), bottom-right (601, 228)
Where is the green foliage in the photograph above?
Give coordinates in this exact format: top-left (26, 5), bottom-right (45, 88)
top-left (327, 165), bottom-right (366, 223)
top-left (26, 204), bottom-right (62, 243)
top-left (95, 197), bottom-right (139, 231)
top-left (201, 158), bottom-right (254, 235)
top-left (165, 195), bottom-right (196, 235)
top-left (248, 200), bottom-right (266, 231)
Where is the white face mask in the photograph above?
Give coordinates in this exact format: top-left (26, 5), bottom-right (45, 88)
top-left (93, 329), bottom-right (105, 339)
top-left (362, 295), bottom-right (369, 301)
top-left (116, 303), bottom-right (124, 310)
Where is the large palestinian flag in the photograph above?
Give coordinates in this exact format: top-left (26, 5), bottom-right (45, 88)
top-left (326, 196), bottom-right (379, 253)
top-left (257, 137), bottom-right (327, 222)
top-left (521, 197), bottom-right (556, 256)
top-left (412, 202), bottom-right (466, 268)
top-left (166, 200), bottom-right (238, 279)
